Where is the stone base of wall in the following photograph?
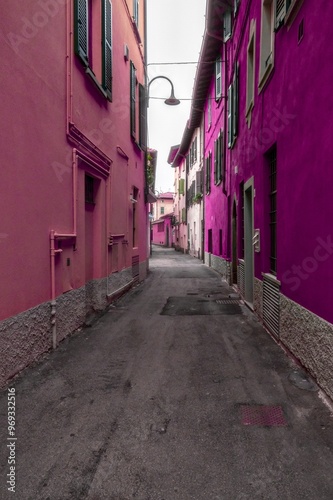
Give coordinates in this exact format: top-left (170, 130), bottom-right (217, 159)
top-left (279, 295), bottom-right (333, 400)
top-left (204, 252), bottom-right (231, 283)
top-left (252, 277), bottom-right (333, 400)
top-left (0, 261), bottom-right (148, 388)
top-left (253, 277), bottom-right (263, 320)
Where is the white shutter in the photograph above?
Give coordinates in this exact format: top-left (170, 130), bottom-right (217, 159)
top-left (275, 0), bottom-right (287, 29)
top-left (227, 85), bottom-right (233, 148)
top-left (224, 10), bottom-right (232, 41)
top-left (215, 57), bottom-right (222, 100)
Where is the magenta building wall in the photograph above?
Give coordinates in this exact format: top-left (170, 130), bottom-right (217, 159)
top-left (200, 0), bottom-right (333, 398)
top-left (0, 0), bottom-right (148, 386)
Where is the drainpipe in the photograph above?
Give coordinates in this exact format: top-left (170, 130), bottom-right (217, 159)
top-left (50, 149), bottom-right (78, 348)
top-left (50, 230), bottom-right (62, 349)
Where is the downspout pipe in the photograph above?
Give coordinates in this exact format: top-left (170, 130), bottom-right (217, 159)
top-left (50, 149), bottom-right (78, 348)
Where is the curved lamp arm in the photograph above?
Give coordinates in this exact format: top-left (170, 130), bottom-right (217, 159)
top-left (147, 76), bottom-right (180, 106)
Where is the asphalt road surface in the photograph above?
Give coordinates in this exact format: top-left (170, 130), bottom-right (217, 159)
top-left (1, 247), bottom-right (333, 499)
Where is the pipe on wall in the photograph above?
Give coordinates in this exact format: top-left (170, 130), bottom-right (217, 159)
top-left (50, 149), bottom-right (78, 348)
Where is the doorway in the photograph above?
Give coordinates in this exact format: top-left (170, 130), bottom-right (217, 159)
top-left (244, 180), bottom-right (254, 306)
top-left (232, 200), bottom-right (238, 285)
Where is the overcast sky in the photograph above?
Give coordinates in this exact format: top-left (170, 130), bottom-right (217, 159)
top-left (147, 0), bottom-right (207, 194)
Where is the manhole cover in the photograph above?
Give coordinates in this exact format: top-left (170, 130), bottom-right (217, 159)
top-left (161, 297), bottom-right (242, 316)
top-left (240, 405), bottom-right (288, 427)
top-left (288, 370), bottom-right (319, 392)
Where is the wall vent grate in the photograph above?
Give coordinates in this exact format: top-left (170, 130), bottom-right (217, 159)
top-left (262, 274), bottom-right (280, 338)
top-left (238, 260), bottom-right (245, 297)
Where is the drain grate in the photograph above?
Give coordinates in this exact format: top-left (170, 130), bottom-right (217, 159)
top-left (240, 405), bottom-right (287, 427)
top-left (216, 299), bottom-right (241, 305)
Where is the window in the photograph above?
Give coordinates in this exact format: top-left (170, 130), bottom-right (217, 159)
top-left (259, 0), bottom-right (274, 90)
top-left (246, 23), bottom-right (255, 121)
top-left (223, 10), bottom-right (232, 41)
top-left (207, 98), bottom-right (212, 130)
top-left (85, 174), bottom-right (95, 204)
top-left (189, 137), bottom-right (198, 167)
top-left (228, 63), bottom-right (239, 148)
top-left (205, 152), bottom-right (211, 194)
top-left (214, 131), bottom-right (224, 185)
top-left (268, 147), bottom-right (277, 274)
top-left (74, 0), bottom-right (112, 101)
top-left (130, 61), bottom-right (136, 137)
top-left (139, 84), bottom-right (146, 149)
top-left (160, 207), bottom-right (165, 215)
top-left (133, 0), bottom-right (139, 25)
top-left (181, 208), bottom-right (186, 223)
top-left (215, 56), bottom-right (222, 100)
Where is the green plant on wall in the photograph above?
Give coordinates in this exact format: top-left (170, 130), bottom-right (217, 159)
top-left (146, 153), bottom-right (154, 188)
top-left (193, 192), bottom-right (203, 204)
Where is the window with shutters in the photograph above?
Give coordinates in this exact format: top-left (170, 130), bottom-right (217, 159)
top-left (139, 84), bottom-right (146, 149)
top-left (160, 207), bottom-right (165, 215)
top-left (228, 63), bottom-right (239, 148)
top-left (179, 178), bottom-right (185, 195)
top-left (207, 98), bottom-right (212, 130)
top-left (74, 0), bottom-right (113, 101)
top-left (130, 61), bottom-right (137, 138)
top-left (215, 56), bottom-right (222, 101)
top-left (259, 0), bottom-right (274, 91)
top-left (223, 10), bottom-right (232, 41)
top-left (234, 0), bottom-right (241, 14)
top-left (275, 0), bottom-right (302, 30)
top-left (206, 153), bottom-right (211, 195)
top-left (246, 22), bottom-right (255, 123)
top-left (214, 131), bottom-right (224, 185)
top-left (133, 0), bottom-right (139, 25)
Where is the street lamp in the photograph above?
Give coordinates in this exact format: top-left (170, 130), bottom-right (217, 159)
top-left (147, 76), bottom-right (181, 107)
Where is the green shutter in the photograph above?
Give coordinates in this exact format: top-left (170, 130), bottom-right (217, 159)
top-left (179, 178), bottom-right (185, 195)
top-left (102, 0), bottom-right (112, 101)
top-left (220, 130), bottom-right (225, 181)
top-left (227, 84), bottom-right (233, 148)
top-left (130, 62), bottom-right (136, 137)
top-left (233, 63), bottom-right (239, 139)
top-left (139, 84), bottom-right (146, 148)
top-left (74, 0), bottom-right (88, 66)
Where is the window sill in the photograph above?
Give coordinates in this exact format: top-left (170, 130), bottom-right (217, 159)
top-left (85, 67), bottom-right (111, 101)
top-left (258, 62), bottom-right (274, 94)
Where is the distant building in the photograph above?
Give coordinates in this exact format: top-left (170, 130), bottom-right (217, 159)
top-left (151, 213), bottom-right (174, 247)
top-left (152, 192), bottom-right (174, 221)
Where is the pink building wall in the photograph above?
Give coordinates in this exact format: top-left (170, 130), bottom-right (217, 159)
top-left (151, 216), bottom-right (173, 247)
top-left (0, 0), bottom-right (148, 386)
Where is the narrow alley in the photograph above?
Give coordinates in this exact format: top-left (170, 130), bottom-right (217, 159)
top-left (1, 248), bottom-right (333, 500)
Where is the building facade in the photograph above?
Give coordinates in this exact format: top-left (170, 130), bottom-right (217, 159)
top-left (170, 0), bottom-right (333, 400)
top-left (0, 0), bottom-right (148, 387)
